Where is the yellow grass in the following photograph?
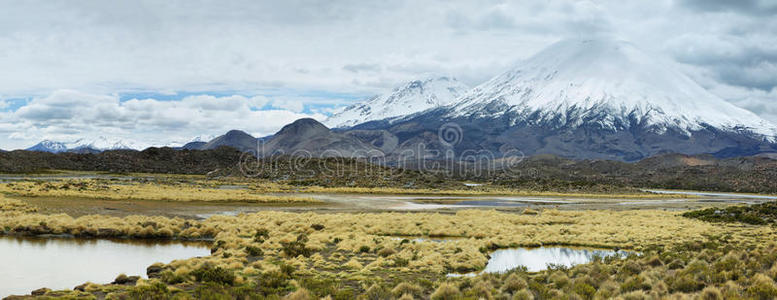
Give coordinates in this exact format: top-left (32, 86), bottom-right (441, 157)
top-left (0, 180), bottom-right (319, 203)
top-left (0, 196), bottom-right (37, 213)
top-left (3, 171), bottom-right (692, 199)
top-left (1, 204), bottom-right (770, 273)
top-left (242, 181), bottom-right (692, 199)
top-left (2, 197), bottom-right (775, 298)
top-left (0, 177), bottom-right (771, 299)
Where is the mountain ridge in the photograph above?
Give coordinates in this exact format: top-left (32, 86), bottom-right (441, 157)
top-left (26, 137), bottom-right (142, 153)
top-left (259, 118), bottom-right (379, 157)
top-left (324, 76), bottom-right (469, 128)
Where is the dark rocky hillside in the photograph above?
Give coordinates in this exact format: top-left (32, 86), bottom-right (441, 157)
top-left (0, 147), bottom-right (245, 174)
top-left (490, 153), bottom-right (777, 193)
top-left (3, 147), bottom-right (777, 194)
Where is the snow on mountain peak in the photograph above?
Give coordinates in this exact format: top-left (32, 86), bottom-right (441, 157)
top-left (324, 76), bottom-right (470, 128)
top-left (448, 38), bottom-right (777, 140)
top-left (68, 136), bottom-right (136, 151)
top-left (27, 140), bottom-right (69, 153)
top-left (26, 136), bottom-right (148, 152)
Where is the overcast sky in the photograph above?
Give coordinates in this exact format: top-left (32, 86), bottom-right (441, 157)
top-left (0, 0), bottom-right (776, 149)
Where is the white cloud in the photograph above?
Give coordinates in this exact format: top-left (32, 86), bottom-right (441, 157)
top-left (0, 1), bottom-right (775, 149)
top-left (707, 84), bottom-right (777, 125)
top-left (0, 90), bottom-right (324, 150)
top-left (0, 1), bottom-right (771, 96)
top-left (269, 97), bottom-right (305, 113)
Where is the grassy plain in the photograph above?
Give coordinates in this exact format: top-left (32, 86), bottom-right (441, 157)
top-left (0, 179), bottom-right (318, 204)
top-left (3, 174), bottom-right (693, 202)
top-left (1, 183), bottom-right (776, 299)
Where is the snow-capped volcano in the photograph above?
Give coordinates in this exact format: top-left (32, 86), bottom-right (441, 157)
top-left (447, 38), bottom-right (776, 140)
top-left (348, 38), bottom-right (777, 161)
top-left (324, 76), bottom-right (469, 128)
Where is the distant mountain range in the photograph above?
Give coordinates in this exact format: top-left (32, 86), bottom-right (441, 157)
top-left (26, 135), bottom-right (215, 153)
top-left (21, 38), bottom-right (777, 161)
top-left (26, 137), bottom-right (143, 153)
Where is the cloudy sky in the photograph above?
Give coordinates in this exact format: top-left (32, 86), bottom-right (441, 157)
top-left (0, 0), bottom-right (775, 149)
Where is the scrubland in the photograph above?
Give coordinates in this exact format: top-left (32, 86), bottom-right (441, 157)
top-left (0, 176), bottom-right (687, 208)
top-left (0, 179), bottom-right (318, 204)
top-left (2, 193), bottom-right (777, 299)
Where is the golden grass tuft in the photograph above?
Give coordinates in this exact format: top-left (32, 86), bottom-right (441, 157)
top-left (0, 195), bottom-right (37, 213)
top-left (430, 283), bottom-right (461, 300)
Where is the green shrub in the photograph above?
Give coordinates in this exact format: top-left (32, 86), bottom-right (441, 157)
top-left (619, 261), bottom-right (642, 276)
top-left (193, 282), bottom-right (232, 300)
top-left (128, 280), bottom-right (171, 300)
top-left (619, 290), bottom-right (649, 300)
top-left (668, 274), bottom-right (703, 293)
top-left (393, 257), bottom-right (409, 267)
top-left (572, 282), bottom-right (596, 300)
top-left (512, 289), bottom-right (534, 300)
top-left (620, 275), bottom-right (651, 293)
top-left (593, 280), bottom-right (618, 299)
top-left (246, 245), bottom-right (264, 256)
top-left (468, 281), bottom-right (493, 299)
top-left (548, 272), bottom-right (569, 289)
top-left (644, 256), bottom-right (663, 267)
top-left (502, 273), bottom-right (528, 293)
top-left (748, 274), bottom-right (777, 300)
top-left (258, 270), bottom-right (293, 295)
top-left (667, 259), bottom-right (685, 270)
top-left (285, 288), bottom-right (315, 300)
top-left (378, 247), bottom-right (395, 257)
top-left (191, 265), bottom-right (236, 286)
top-left (334, 288), bottom-right (355, 300)
top-left (528, 280), bottom-right (551, 299)
top-left (362, 283), bottom-right (392, 300)
top-left (300, 277), bottom-right (339, 297)
top-left (159, 270), bottom-right (186, 284)
top-left (254, 228), bottom-right (270, 242)
top-left (281, 233), bottom-right (312, 257)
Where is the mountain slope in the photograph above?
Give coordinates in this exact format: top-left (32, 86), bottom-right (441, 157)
top-left (201, 130), bottom-right (258, 153)
top-left (180, 141), bottom-right (207, 150)
top-left (324, 76), bottom-right (469, 128)
top-left (259, 118), bottom-right (379, 157)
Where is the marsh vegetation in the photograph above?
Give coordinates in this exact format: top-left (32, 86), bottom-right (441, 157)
top-left (0, 173), bottom-right (776, 299)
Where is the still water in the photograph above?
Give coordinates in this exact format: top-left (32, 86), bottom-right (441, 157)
top-left (451, 247), bottom-right (630, 276)
top-left (0, 235), bottom-right (209, 297)
top-left (483, 247), bottom-right (629, 273)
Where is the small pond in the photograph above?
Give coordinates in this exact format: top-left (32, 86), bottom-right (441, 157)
top-left (0, 235), bottom-right (210, 297)
top-left (450, 246), bottom-right (632, 276)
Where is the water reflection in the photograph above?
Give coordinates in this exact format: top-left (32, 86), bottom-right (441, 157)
top-left (0, 235), bottom-right (209, 297)
top-left (484, 247), bottom-right (628, 273)
top-left (450, 247), bottom-right (631, 276)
